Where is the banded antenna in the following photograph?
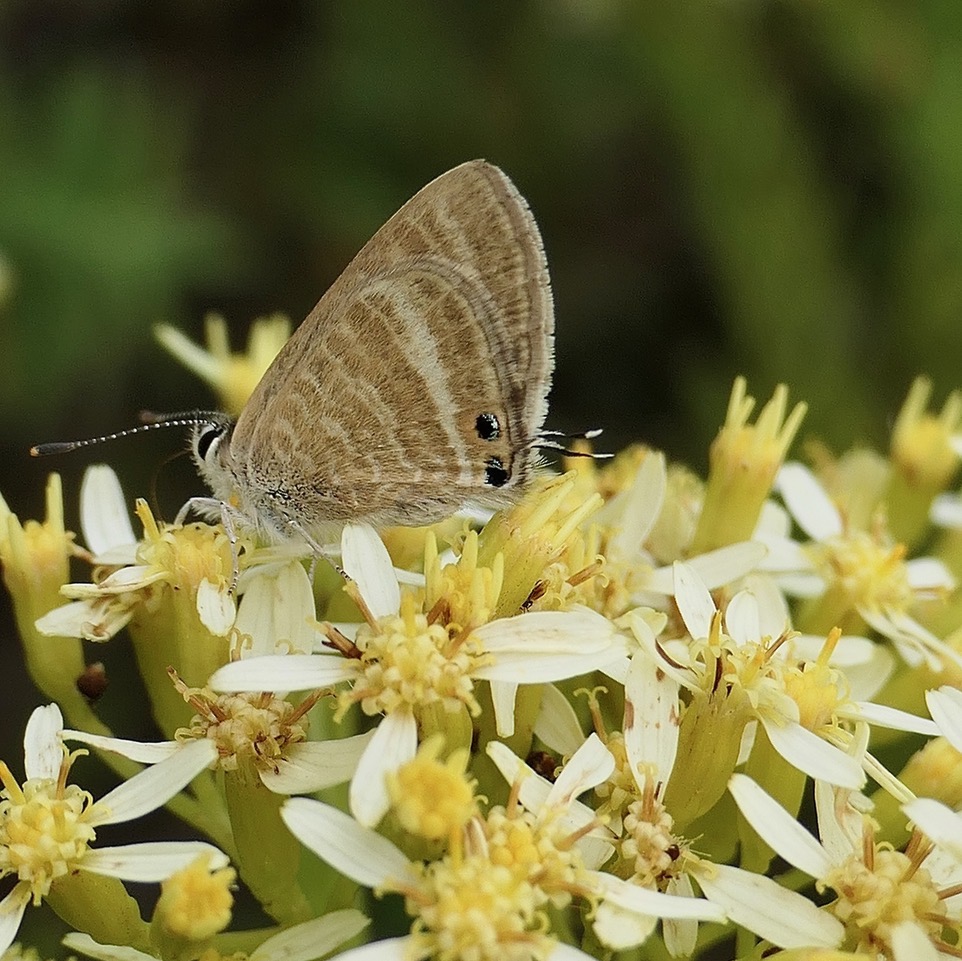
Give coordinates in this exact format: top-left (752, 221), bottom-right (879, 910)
top-left (533, 428), bottom-right (613, 459)
top-left (30, 410), bottom-right (225, 457)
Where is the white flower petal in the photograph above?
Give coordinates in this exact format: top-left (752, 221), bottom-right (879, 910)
top-left (547, 733), bottom-right (615, 807)
top-left (724, 591), bottom-right (761, 647)
top-left (760, 718), bottom-right (864, 789)
top-left (61, 730), bottom-right (181, 764)
top-left (906, 557), bottom-right (955, 592)
top-left (903, 798), bottom-right (962, 860)
top-left (315, 938), bottom-right (409, 961)
top-left (624, 655), bottom-right (679, 791)
top-left (931, 492), bottom-right (962, 529)
top-left (591, 900), bottom-right (657, 951)
top-left (663, 875), bottom-right (698, 958)
top-left (473, 608), bottom-right (620, 683)
top-left (728, 775), bottom-right (833, 879)
top-left (62, 933), bottom-right (155, 961)
top-left (889, 920), bottom-right (940, 961)
top-left (196, 578), bottom-right (235, 635)
top-left (237, 561), bottom-right (316, 657)
top-left (695, 863), bottom-right (844, 948)
top-left (341, 523), bottom-right (400, 620)
top-left (926, 686), bottom-right (962, 755)
top-left (533, 684), bottom-right (585, 757)
top-left (349, 710), bottom-right (417, 828)
top-left (281, 797), bottom-right (418, 889)
top-left (251, 909), bottom-right (370, 961)
top-left (486, 741), bottom-right (549, 803)
top-left (80, 465), bottom-right (136, 556)
top-left (672, 562), bottom-right (716, 640)
top-left (603, 451), bottom-right (667, 559)
top-left (23, 703), bottom-right (65, 780)
top-left (72, 565), bottom-right (164, 595)
top-left (686, 541), bottom-right (767, 590)
top-left (0, 883), bottom-right (31, 958)
top-left (91, 739), bottom-right (217, 825)
top-left (209, 654), bottom-right (353, 692)
top-left (847, 701), bottom-right (938, 736)
top-left (592, 872), bottom-right (726, 922)
top-left (260, 732), bottom-right (376, 795)
top-left (740, 573), bottom-right (791, 638)
top-left (491, 679), bottom-right (519, 738)
top-left (754, 531), bottom-right (817, 575)
top-left (81, 841), bottom-right (228, 882)
top-left (755, 499), bottom-right (792, 538)
top-left (35, 600), bottom-right (134, 641)
top-left (776, 462), bottom-right (843, 540)
top-left (813, 780), bottom-right (860, 864)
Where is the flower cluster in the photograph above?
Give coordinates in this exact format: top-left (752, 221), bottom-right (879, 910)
top-left (4, 324), bottom-right (962, 961)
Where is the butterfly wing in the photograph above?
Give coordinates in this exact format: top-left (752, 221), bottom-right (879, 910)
top-left (229, 160), bottom-right (554, 530)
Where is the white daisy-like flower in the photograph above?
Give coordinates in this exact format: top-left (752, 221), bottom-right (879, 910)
top-left (281, 734), bottom-right (722, 961)
top-left (631, 561), bottom-right (937, 798)
top-left (63, 689), bottom-right (374, 798)
top-left (732, 773), bottom-right (962, 959)
top-left (35, 465), bottom-right (242, 640)
top-left (64, 907), bottom-right (368, 961)
top-left (538, 655), bottom-right (845, 954)
top-left (211, 522), bottom-right (624, 827)
top-left (486, 731), bottom-right (730, 954)
top-left (0, 704), bottom-right (222, 955)
top-left (763, 461), bottom-right (959, 670)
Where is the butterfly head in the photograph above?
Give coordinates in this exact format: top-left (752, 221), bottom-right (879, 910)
top-left (190, 414), bottom-right (237, 501)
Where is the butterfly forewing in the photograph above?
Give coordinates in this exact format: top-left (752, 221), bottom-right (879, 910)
top-left (229, 160), bottom-right (554, 530)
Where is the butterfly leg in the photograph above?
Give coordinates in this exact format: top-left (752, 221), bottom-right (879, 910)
top-left (174, 495), bottom-right (243, 594)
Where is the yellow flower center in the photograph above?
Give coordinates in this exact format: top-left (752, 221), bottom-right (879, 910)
top-left (0, 760), bottom-right (96, 903)
top-left (422, 530), bottom-right (503, 630)
top-left (155, 853), bottom-right (236, 941)
top-left (137, 502), bottom-right (237, 598)
top-left (824, 846), bottom-right (945, 954)
top-left (175, 685), bottom-right (316, 774)
top-left (388, 738), bottom-right (477, 842)
top-left (809, 531), bottom-right (914, 613)
top-left (483, 807), bottom-right (583, 900)
top-left (410, 854), bottom-right (549, 961)
top-left (338, 594), bottom-right (489, 721)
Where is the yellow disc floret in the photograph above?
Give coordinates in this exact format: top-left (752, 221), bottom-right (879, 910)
top-left (0, 753), bottom-right (96, 904)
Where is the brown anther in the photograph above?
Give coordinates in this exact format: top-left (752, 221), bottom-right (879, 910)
top-left (317, 622), bottom-right (362, 658)
top-left (289, 689), bottom-right (325, 723)
top-left (426, 596), bottom-right (450, 626)
top-left (567, 560), bottom-right (603, 589)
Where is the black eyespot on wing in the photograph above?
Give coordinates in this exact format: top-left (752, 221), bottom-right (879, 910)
top-left (475, 412), bottom-right (501, 440)
top-left (196, 425), bottom-right (225, 461)
top-left (485, 457), bottom-right (509, 488)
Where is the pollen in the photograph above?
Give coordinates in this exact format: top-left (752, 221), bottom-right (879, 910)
top-left (0, 758), bottom-right (96, 904)
top-left (136, 502), bottom-right (236, 596)
top-left (483, 807), bottom-right (583, 902)
top-left (339, 593), bottom-right (488, 720)
top-left (154, 852), bottom-right (236, 941)
top-left (824, 845), bottom-right (945, 955)
top-left (388, 736), bottom-right (477, 842)
top-left (410, 853), bottom-right (551, 961)
top-left (422, 529), bottom-right (504, 630)
top-left (174, 681), bottom-right (318, 774)
top-left (620, 777), bottom-right (683, 887)
top-left (808, 529), bottom-right (915, 614)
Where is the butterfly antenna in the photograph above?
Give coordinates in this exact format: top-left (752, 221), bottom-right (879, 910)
top-left (30, 410), bottom-right (224, 457)
top-left (533, 428), bottom-right (614, 459)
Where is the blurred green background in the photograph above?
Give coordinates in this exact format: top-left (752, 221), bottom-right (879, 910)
top-left (3, 0), bottom-right (962, 949)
